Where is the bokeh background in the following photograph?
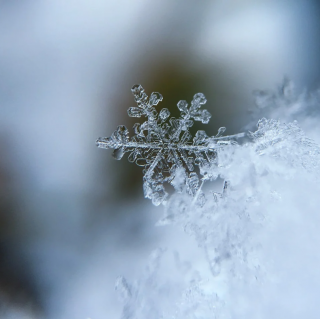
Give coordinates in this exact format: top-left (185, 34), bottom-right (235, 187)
top-left (1, 0), bottom-right (320, 318)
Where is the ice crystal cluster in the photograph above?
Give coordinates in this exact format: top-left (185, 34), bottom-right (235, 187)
top-left (96, 84), bottom-right (244, 206)
top-left (98, 82), bottom-right (320, 319)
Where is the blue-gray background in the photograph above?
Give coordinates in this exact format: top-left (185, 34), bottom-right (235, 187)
top-left (1, 1), bottom-right (320, 318)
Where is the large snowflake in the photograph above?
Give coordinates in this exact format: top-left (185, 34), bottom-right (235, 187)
top-left (96, 84), bottom-right (244, 205)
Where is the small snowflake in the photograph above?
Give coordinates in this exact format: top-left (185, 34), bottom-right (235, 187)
top-left (96, 84), bottom-right (244, 206)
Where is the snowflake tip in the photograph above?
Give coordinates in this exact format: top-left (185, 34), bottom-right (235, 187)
top-left (96, 137), bottom-right (112, 149)
top-left (149, 92), bottom-right (163, 106)
top-left (131, 84), bottom-right (148, 107)
top-left (177, 100), bottom-right (188, 113)
top-left (193, 93), bottom-right (207, 105)
top-left (216, 127), bottom-right (226, 137)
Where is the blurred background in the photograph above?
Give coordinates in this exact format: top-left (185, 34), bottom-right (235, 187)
top-left (1, 0), bottom-right (320, 318)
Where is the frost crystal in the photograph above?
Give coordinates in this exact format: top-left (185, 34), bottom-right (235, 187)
top-left (95, 81), bottom-right (320, 319)
top-left (96, 84), bottom-right (245, 205)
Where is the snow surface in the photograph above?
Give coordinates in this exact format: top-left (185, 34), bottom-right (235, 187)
top-left (112, 82), bottom-right (320, 319)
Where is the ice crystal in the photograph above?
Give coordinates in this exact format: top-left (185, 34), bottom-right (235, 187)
top-left (96, 84), bottom-right (245, 205)
top-left (99, 82), bottom-right (320, 319)
top-left (112, 115), bottom-right (320, 319)
top-left (249, 118), bottom-right (320, 175)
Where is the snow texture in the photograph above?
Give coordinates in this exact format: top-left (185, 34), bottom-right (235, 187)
top-left (98, 82), bottom-right (320, 319)
top-left (96, 84), bottom-right (244, 206)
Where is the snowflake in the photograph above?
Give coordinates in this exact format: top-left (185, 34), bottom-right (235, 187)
top-left (96, 84), bottom-right (245, 206)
